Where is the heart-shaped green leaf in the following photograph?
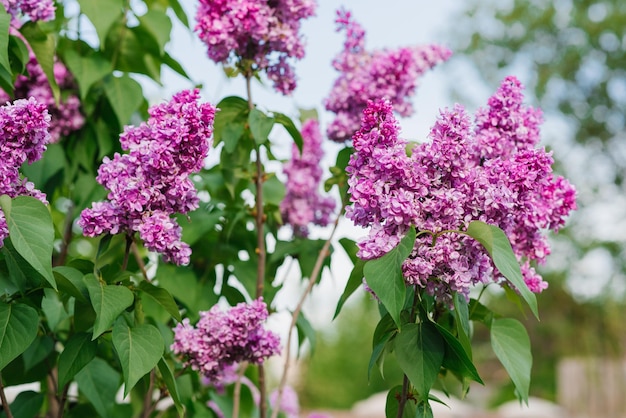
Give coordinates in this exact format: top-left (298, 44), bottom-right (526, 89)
top-left (0, 302), bottom-right (39, 370)
top-left (84, 274), bottom-right (134, 339)
top-left (112, 321), bottom-right (164, 396)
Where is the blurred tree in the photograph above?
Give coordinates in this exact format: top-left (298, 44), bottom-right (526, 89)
top-left (447, 0), bottom-right (626, 403)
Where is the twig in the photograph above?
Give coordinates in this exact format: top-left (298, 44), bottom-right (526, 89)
top-left (231, 362), bottom-right (248, 418)
top-left (140, 371), bottom-right (155, 418)
top-left (0, 373), bottom-right (14, 418)
top-left (131, 241), bottom-right (150, 281)
top-left (270, 214), bottom-right (342, 418)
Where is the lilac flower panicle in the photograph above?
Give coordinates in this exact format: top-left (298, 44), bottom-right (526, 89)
top-left (0, 54), bottom-right (84, 143)
top-left (79, 89), bottom-right (216, 265)
top-left (281, 119), bottom-right (335, 236)
top-left (195, 0), bottom-right (316, 95)
top-left (0, 97), bottom-right (51, 246)
top-left (1, 0), bottom-right (55, 22)
top-left (324, 9), bottom-right (451, 142)
top-left (347, 77), bottom-right (576, 303)
top-left (171, 299), bottom-right (281, 386)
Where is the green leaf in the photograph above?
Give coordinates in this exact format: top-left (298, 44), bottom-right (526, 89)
top-left (19, 22), bottom-right (60, 102)
top-left (395, 322), bottom-right (444, 397)
top-left (369, 313), bottom-right (396, 380)
top-left (2, 240), bottom-right (43, 293)
top-left (157, 358), bottom-right (185, 417)
top-left (137, 281), bottom-right (181, 321)
top-left (465, 221), bottom-right (538, 318)
top-left (433, 322), bottom-right (483, 384)
top-left (84, 274), bottom-right (134, 339)
top-left (0, 302), bottom-right (39, 370)
top-left (249, 108), bottom-right (275, 145)
top-left (0, 8), bottom-right (11, 75)
top-left (62, 49), bottom-right (112, 100)
top-left (103, 75), bottom-right (144, 127)
top-left (453, 293), bottom-right (472, 357)
top-left (274, 112), bottom-right (303, 153)
top-left (137, 10), bottom-right (172, 55)
top-left (77, 0), bottom-right (124, 47)
top-left (416, 401), bottom-right (434, 418)
top-left (333, 259), bottom-right (365, 320)
top-left (41, 288), bottom-right (69, 332)
top-left (53, 266), bottom-right (87, 302)
top-left (262, 174), bottom-right (285, 206)
top-left (75, 357), bottom-right (121, 418)
top-left (57, 332), bottom-right (97, 390)
top-left (384, 385), bottom-right (417, 418)
top-left (490, 318), bottom-right (532, 403)
top-left (295, 311), bottom-right (316, 356)
top-left (19, 142), bottom-right (66, 189)
top-left (22, 335), bottom-right (53, 372)
top-left (112, 321), bottom-right (164, 396)
top-left (3, 391), bottom-right (44, 418)
top-left (0, 195), bottom-right (55, 289)
top-left (214, 96), bottom-right (249, 145)
top-left (166, 0), bottom-right (189, 28)
top-left (363, 227), bottom-right (416, 328)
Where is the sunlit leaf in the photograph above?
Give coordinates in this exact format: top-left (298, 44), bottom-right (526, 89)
top-left (84, 274), bottom-right (134, 339)
top-left (465, 221), bottom-right (538, 318)
top-left (491, 318), bottom-right (532, 404)
top-left (363, 227), bottom-right (416, 328)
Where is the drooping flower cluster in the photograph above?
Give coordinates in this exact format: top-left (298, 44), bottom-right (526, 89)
top-left (1, 0), bottom-right (55, 22)
top-left (281, 119), bottom-right (335, 236)
top-left (346, 77), bottom-right (576, 301)
top-left (0, 54), bottom-right (84, 143)
top-left (79, 89), bottom-right (215, 265)
top-left (0, 97), bottom-right (51, 246)
top-left (195, 0), bottom-right (316, 95)
top-left (171, 299), bottom-right (281, 386)
top-left (324, 10), bottom-right (451, 142)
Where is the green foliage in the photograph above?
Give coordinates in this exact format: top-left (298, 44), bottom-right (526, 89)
top-left (490, 318), bottom-right (532, 403)
top-left (0, 302), bottom-right (39, 370)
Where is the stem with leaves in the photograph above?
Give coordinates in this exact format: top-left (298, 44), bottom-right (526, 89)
top-left (396, 287), bottom-right (420, 418)
top-left (246, 72), bottom-right (268, 418)
top-left (270, 211), bottom-right (343, 418)
top-left (0, 373), bottom-right (14, 418)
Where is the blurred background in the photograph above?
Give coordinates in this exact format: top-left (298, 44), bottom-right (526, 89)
top-left (155, 0), bottom-right (626, 416)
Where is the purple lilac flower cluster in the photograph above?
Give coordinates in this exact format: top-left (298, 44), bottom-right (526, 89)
top-left (0, 54), bottom-right (84, 143)
top-left (171, 298), bottom-right (281, 386)
top-left (0, 97), bottom-right (51, 246)
top-left (346, 77), bottom-right (576, 301)
top-left (195, 0), bottom-right (316, 95)
top-left (79, 89), bottom-right (215, 265)
top-left (324, 10), bottom-right (451, 142)
top-left (1, 0), bottom-right (55, 22)
top-left (280, 119), bottom-right (335, 236)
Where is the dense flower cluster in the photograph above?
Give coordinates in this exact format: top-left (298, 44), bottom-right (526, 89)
top-left (280, 119), bottom-right (335, 236)
top-left (79, 89), bottom-right (215, 265)
top-left (171, 299), bottom-right (281, 386)
top-left (0, 97), bottom-right (51, 246)
top-left (0, 54), bottom-right (84, 143)
top-left (195, 0), bottom-right (316, 95)
top-left (324, 10), bottom-right (451, 142)
top-left (346, 77), bottom-right (576, 301)
top-left (1, 0), bottom-right (55, 22)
